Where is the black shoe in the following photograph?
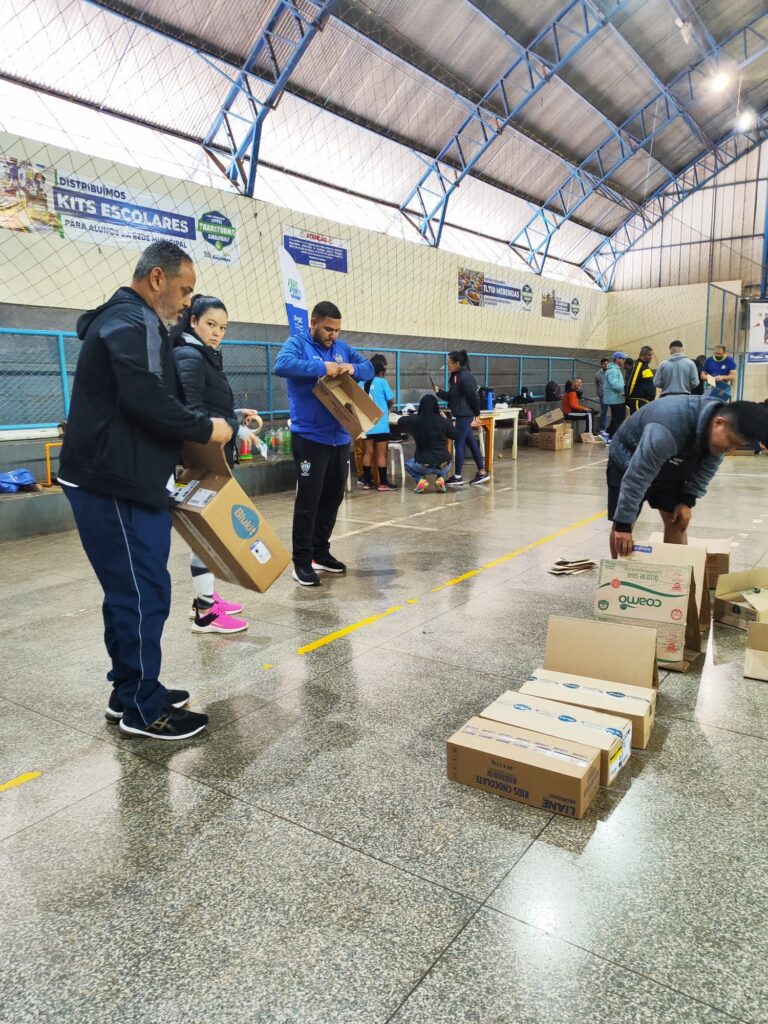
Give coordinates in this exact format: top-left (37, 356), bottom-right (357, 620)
top-left (312, 555), bottom-right (346, 574)
top-left (469, 471), bottom-right (490, 486)
top-left (118, 706), bottom-right (208, 740)
top-left (105, 688), bottom-right (190, 722)
top-left (293, 564), bottom-right (321, 586)
top-left (446, 476), bottom-right (464, 488)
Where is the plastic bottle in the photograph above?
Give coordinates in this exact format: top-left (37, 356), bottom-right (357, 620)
top-left (269, 428), bottom-right (281, 460)
top-left (238, 434), bottom-right (253, 461)
top-left (282, 426), bottom-right (292, 454)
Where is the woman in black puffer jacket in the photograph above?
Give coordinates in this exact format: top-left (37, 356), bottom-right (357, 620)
top-left (435, 349), bottom-right (488, 486)
top-left (172, 295), bottom-right (261, 635)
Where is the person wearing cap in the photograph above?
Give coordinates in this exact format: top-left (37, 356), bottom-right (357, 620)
top-left (603, 352), bottom-right (628, 441)
top-left (653, 340), bottom-right (699, 397)
top-left (608, 397), bottom-right (768, 557)
top-left (627, 346), bottom-right (656, 414)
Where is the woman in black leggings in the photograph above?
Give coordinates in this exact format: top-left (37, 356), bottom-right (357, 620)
top-left (435, 350), bottom-right (488, 486)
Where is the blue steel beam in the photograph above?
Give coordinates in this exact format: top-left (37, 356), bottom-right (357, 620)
top-left (398, 0), bottom-right (627, 248)
top-left (581, 109), bottom-right (768, 290)
top-left (510, 12), bottom-right (768, 274)
top-left (202, 0), bottom-right (339, 196)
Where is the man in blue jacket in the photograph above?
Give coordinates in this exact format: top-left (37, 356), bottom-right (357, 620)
top-left (274, 301), bottom-right (374, 586)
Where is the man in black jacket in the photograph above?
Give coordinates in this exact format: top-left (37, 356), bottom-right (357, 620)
top-left (59, 241), bottom-right (233, 740)
top-left (626, 345), bottom-right (656, 414)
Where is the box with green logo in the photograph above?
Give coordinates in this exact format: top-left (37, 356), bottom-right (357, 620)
top-left (594, 559), bottom-right (700, 671)
top-left (172, 441), bottom-right (291, 593)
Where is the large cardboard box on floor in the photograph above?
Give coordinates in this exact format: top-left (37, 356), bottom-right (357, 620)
top-left (543, 615), bottom-right (659, 688)
top-left (595, 559), bottom-right (700, 670)
top-left (648, 532), bottom-right (731, 589)
top-left (447, 716), bottom-right (600, 819)
top-left (744, 622), bottom-right (768, 681)
top-left (479, 690), bottom-right (631, 787)
top-left (312, 374), bottom-right (383, 439)
top-left (534, 406), bottom-right (564, 429)
top-left (520, 671), bottom-right (656, 749)
top-left (172, 441), bottom-right (291, 593)
top-left (714, 568), bottom-right (768, 630)
top-left (633, 541), bottom-right (710, 629)
top-left (538, 423), bottom-right (573, 451)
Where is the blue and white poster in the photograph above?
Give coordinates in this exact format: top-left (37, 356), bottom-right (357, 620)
top-left (457, 267), bottom-right (532, 311)
top-left (279, 246), bottom-right (310, 338)
top-left (282, 224), bottom-right (349, 273)
top-left (748, 302), bottom-right (768, 363)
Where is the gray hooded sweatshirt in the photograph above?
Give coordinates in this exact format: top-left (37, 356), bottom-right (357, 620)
top-left (653, 353), bottom-right (699, 396)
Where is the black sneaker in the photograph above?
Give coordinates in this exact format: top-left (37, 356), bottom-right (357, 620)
top-left (469, 471), bottom-right (490, 486)
top-left (446, 476), bottom-right (464, 488)
top-left (105, 688), bottom-right (190, 722)
top-left (118, 706), bottom-right (208, 740)
top-left (312, 555), bottom-right (346, 574)
top-left (293, 564), bottom-right (322, 586)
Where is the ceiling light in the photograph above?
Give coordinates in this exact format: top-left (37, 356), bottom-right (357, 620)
top-left (736, 108), bottom-right (756, 132)
top-left (710, 71), bottom-right (730, 93)
top-left (675, 16), bottom-right (692, 45)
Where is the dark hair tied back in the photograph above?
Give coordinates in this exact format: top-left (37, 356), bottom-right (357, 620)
top-left (448, 349), bottom-right (470, 371)
top-left (170, 294), bottom-right (227, 345)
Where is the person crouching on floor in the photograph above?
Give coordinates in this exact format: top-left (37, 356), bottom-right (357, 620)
top-left (398, 394), bottom-right (456, 492)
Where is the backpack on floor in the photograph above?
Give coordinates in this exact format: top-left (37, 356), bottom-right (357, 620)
top-left (0, 468), bottom-right (36, 493)
top-left (545, 380), bottom-right (561, 402)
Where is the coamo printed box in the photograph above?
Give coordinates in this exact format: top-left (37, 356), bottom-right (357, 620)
top-left (172, 441), bottom-right (291, 593)
top-left (595, 559), bottom-right (700, 670)
top-left (447, 717), bottom-right (600, 819)
top-left (479, 691), bottom-right (630, 787)
top-left (520, 671), bottom-right (656, 749)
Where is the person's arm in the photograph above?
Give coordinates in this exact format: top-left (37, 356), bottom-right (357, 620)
top-left (101, 318), bottom-right (212, 444)
top-left (683, 452), bottom-right (725, 504)
top-left (724, 358), bottom-right (737, 384)
top-left (340, 346), bottom-right (374, 381)
top-left (688, 360), bottom-right (700, 391)
top-left (653, 364), bottom-right (664, 389)
top-left (174, 347), bottom-right (207, 416)
top-left (462, 371), bottom-right (482, 415)
top-left (435, 387), bottom-right (449, 401)
top-left (442, 419), bottom-right (456, 440)
top-left (273, 335), bottom-right (329, 380)
top-left (612, 423), bottom-right (679, 531)
top-left (383, 379), bottom-right (395, 410)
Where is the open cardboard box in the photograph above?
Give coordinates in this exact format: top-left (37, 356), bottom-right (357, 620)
top-left (744, 622), bottom-right (768, 682)
top-left (595, 559), bottom-right (700, 671)
top-left (172, 441), bottom-right (291, 593)
top-left (446, 716), bottom-right (600, 819)
top-left (312, 373), bottom-right (383, 439)
top-left (633, 541), bottom-right (710, 630)
top-left (714, 568), bottom-right (768, 630)
top-left (543, 615), bottom-right (659, 688)
top-left (648, 532), bottom-right (731, 589)
top-left (537, 423), bottom-right (573, 450)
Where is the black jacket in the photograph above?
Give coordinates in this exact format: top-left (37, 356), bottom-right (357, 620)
top-left (397, 395), bottom-right (455, 467)
top-left (627, 359), bottom-right (656, 405)
top-left (436, 367), bottom-right (481, 417)
top-left (174, 334), bottom-right (239, 465)
top-left (59, 288), bottom-right (212, 507)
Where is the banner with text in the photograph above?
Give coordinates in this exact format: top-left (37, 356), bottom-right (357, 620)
top-left (748, 302), bottom-right (768, 363)
top-left (541, 289), bottom-right (580, 321)
top-left (457, 267), bottom-right (532, 311)
top-left (283, 224), bottom-right (349, 273)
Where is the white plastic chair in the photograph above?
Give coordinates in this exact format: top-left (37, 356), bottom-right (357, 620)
top-left (388, 442), bottom-right (405, 485)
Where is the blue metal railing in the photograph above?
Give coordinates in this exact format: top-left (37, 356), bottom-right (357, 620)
top-left (0, 327), bottom-right (599, 430)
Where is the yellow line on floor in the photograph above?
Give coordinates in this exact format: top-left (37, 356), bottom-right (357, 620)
top-left (297, 605), bottom-right (406, 654)
top-left (431, 510), bottom-right (606, 592)
top-left (0, 771), bottom-right (42, 792)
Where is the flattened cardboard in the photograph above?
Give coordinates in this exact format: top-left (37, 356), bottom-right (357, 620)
top-left (520, 671), bottom-right (656, 749)
top-left (479, 690), bottom-right (630, 787)
top-left (534, 407), bottom-right (564, 428)
top-left (714, 568), bottom-right (768, 630)
top-left (544, 616), bottom-right (659, 689)
top-left (173, 441), bottom-right (291, 593)
top-left (312, 374), bottom-right (383, 439)
top-left (744, 622), bottom-right (768, 682)
top-left (447, 716), bottom-right (600, 819)
top-left (649, 532), bottom-right (731, 589)
top-left (595, 559), bottom-right (700, 671)
top-left (633, 541), bottom-right (710, 629)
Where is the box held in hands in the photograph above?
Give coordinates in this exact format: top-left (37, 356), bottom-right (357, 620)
top-left (312, 374), bottom-right (383, 439)
top-left (447, 716), bottom-right (600, 819)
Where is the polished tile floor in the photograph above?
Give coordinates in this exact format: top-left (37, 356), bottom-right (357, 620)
top-left (2, 444), bottom-right (767, 1023)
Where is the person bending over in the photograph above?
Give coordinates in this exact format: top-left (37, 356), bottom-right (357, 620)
top-left (607, 396), bottom-right (768, 557)
top-left (397, 394), bottom-right (455, 492)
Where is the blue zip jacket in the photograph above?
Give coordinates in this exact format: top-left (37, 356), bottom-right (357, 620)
top-left (603, 362), bottom-right (625, 405)
top-left (273, 331), bottom-right (374, 445)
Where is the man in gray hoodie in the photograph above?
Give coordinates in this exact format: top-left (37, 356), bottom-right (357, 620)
top-left (653, 339), bottom-right (699, 396)
top-left (607, 396), bottom-right (768, 557)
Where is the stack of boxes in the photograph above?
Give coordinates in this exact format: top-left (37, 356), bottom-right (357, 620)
top-left (528, 408), bottom-right (573, 451)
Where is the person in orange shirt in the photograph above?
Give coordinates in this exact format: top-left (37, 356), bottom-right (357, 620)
top-left (561, 379), bottom-right (601, 443)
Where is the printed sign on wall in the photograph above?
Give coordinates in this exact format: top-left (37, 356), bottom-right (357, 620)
top-left (541, 289), bottom-right (580, 320)
top-left (457, 267), bottom-right (532, 311)
top-left (748, 302), bottom-right (768, 363)
top-left (282, 224), bottom-right (349, 273)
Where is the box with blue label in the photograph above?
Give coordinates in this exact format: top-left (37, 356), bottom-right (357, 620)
top-left (172, 441), bottom-right (291, 593)
top-left (479, 690), bottom-right (631, 787)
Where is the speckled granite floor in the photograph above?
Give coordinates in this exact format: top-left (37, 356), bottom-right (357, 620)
top-left (2, 445), bottom-right (767, 1023)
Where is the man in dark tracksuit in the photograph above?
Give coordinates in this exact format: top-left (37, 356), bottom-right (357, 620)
top-left (274, 301), bottom-right (374, 586)
top-left (626, 345), bottom-right (655, 414)
top-left (607, 396), bottom-right (768, 557)
top-left (58, 241), bottom-right (233, 740)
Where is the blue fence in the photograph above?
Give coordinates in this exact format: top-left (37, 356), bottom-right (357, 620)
top-left (0, 327), bottom-right (601, 430)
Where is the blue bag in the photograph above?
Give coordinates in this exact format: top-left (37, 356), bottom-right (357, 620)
top-left (0, 468), bottom-right (36, 493)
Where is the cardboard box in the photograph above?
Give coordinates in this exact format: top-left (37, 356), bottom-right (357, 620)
top-left (520, 671), bottom-right (656, 749)
top-left (544, 616), bottom-right (659, 689)
top-left (172, 441), bottom-right (291, 593)
top-left (633, 541), bottom-right (710, 629)
top-left (479, 690), bottom-right (630, 787)
top-left (714, 568), bottom-right (768, 630)
top-left (648, 532), bottom-right (731, 589)
top-left (447, 716), bottom-right (600, 819)
top-left (744, 622), bottom-right (768, 681)
top-left (312, 374), bottom-right (383, 439)
top-left (534, 407), bottom-right (564, 429)
top-left (527, 431), bottom-right (541, 448)
top-left (538, 423), bottom-right (573, 451)
top-left (595, 559), bottom-right (700, 670)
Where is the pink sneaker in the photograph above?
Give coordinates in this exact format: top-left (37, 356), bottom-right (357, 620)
top-left (191, 601), bottom-right (248, 634)
top-left (188, 592), bottom-right (243, 619)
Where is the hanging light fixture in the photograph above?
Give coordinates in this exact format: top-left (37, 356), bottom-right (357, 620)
top-left (710, 70), bottom-right (730, 93)
top-left (736, 108), bottom-right (757, 132)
